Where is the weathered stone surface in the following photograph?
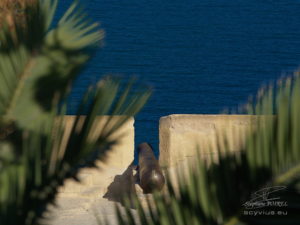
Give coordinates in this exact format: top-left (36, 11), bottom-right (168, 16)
top-left (48, 166), bottom-right (145, 225)
top-left (46, 197), bottom-right (124, 225)
top-left (159, 114), bottom-right (259, 167)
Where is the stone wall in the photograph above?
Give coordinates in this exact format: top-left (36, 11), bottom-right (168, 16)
top-left (58, 114), bottom-right (260, 194)
top-left (159, 114), bottom-right (259, 168)
top-left (50, 114), bottom-right (262, 225)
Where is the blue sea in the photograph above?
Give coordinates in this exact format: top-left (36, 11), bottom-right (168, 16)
top-left (58, 0), bottom-right (300, 157)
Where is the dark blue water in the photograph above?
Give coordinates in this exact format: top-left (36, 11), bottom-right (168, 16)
top-left (60, 0), bottom-right (300, 157)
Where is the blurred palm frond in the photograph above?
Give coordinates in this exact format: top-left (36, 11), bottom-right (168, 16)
top-left (0, 1), bottom-right (151, 225)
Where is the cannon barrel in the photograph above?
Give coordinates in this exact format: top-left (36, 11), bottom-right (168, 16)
top-left (137, 142), bottom-right (165, 194)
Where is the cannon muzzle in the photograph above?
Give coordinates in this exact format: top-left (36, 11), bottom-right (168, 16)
top-left (137, 143), bottom-right (165, 194)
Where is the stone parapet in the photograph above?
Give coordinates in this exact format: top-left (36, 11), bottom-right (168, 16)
top-left (159, 114), bottom-right (259, 168)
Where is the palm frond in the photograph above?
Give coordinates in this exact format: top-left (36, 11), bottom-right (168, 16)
top-left (0, 1), bottom-right (152, 224)
top-left (0, 77), bottom-right (151, 225)
top-left (0, 0), bottom-right (102, 132)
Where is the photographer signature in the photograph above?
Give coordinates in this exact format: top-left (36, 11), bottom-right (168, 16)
top-left (243, 186), bottom-right (287, 209)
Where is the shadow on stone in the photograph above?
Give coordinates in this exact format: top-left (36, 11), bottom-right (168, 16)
top-left (103, 162), bottom-right (139, 208)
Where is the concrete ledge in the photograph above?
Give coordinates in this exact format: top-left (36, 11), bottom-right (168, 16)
top-left (159, 114), bottom-right (259, 167)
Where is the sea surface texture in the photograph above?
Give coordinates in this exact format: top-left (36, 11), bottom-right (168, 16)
top-left (58, 0), bottom-right (300, 157)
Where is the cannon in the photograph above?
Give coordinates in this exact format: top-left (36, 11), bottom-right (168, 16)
top-left (137, 142), bottom-right (165, 194)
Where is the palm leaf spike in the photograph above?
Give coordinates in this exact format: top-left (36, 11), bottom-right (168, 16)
top-left (137, 198), bottom-right (154, 225)
top-left (40, 0), bottom-right (58, 29)
top-left (283, 77), bottom-right (293, 166)
top-left (260, 86), bottom-right (274, 169)
top-left (291, 72), bottom-right (300, 160)
top-left (99, 78), bottom-right (136, 137)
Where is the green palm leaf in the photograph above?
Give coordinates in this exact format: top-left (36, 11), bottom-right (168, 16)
top-left (0, 1), bottom-right (152, 225)
top-left (0, 77), bottom-right (151, 225)
top-left (0, 0), bottom-right (102, 132)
